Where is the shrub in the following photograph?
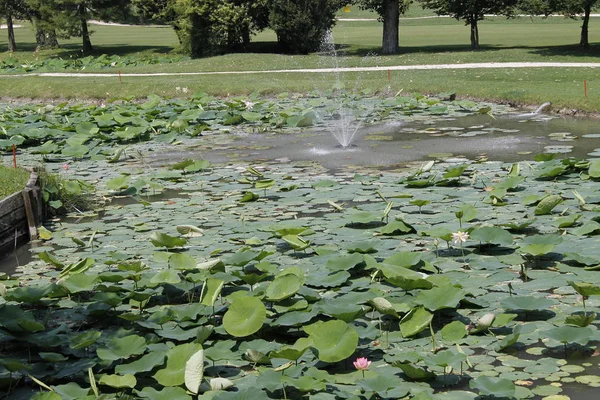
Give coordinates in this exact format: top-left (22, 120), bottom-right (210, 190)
top-left (269, 0), bottom-right (344, 54)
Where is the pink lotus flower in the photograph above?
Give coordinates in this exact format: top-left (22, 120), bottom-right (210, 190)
top-left (62, 163), bottom-right (69, 172)
top-left (353, 357), bottom-right (371, 371)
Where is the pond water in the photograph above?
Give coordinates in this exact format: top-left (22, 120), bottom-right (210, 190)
top-left (144, 111), bottom-right (600, 170)
top-left (2, 106), bottom-right (600, 399)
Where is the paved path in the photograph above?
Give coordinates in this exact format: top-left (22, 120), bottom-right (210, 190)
top-left (1, 62), bottom-right (598, 79)
top-left (338, 14), bottom-right (600, 21)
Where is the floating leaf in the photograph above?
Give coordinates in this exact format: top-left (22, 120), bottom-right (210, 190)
top-left (99, 374), bottom-right (136, 389)
top-left (265, 274), bottom-right (302, 301)
top-left (223, 296), bottom-right (266, 337)
top-left (469, 376), bottom-right (515, 398)
top-left (519, 235), bottom-right (562, 256)
top-left (303, 320), bottom-right (358, 363)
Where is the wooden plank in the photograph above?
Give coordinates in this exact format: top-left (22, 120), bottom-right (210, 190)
top-left (22, 188), bottom-right (38, 240)
top-left (0, 207), bottom-right (26, 237)
top-left (0, 191), bottom-right (24, 219)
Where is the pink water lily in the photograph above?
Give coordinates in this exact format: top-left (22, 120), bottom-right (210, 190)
top-left (353, 357), bottom-right (371, 371)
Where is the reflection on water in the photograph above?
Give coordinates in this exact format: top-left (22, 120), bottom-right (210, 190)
top-left (0, 241), bottom-right (35, 276)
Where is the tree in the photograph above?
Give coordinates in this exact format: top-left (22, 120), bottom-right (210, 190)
top-left (352, 0), bottom-right (411, 54)
top-left (268, 0), bottom-right (345, 54)
top-left (1, 0), bottom-right (30, 51)
top-left (520, 0), bottom-right (599, 48)
top-left (173, 0), bottom-right (269, 57)
top-left (419, 0), bottom-right (518, 49)
top-left (26, 0), bottom-right (131, 52)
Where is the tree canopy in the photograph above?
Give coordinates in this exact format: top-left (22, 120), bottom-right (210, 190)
top-left (419, 0), bottom-right (518, 49)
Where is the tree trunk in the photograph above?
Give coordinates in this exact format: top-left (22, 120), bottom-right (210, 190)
top-left (242, 23), bottom-right (251, 48)
top-left (580, 5), bottom-right (591, 48)
top-left (6, 12), bottom-right (16, 52)
top-left (79, 3), bottom-right (93, 52)
top-left (470, 18), bottom-right (479, 49)
top-left (382, 0), bottom-right (399, 54)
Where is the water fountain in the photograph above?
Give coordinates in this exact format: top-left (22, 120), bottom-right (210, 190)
top-left (315, 31), bottom-right (364, 149)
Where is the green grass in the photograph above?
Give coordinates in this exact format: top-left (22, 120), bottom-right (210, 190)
top-left (1, 16), bottom-right (600, 111)
top-left (0, 165), bottom-right (30, 198)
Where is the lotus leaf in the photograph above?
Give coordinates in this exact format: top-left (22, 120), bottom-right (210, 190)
top-left (441, 320), bottom-right (467, 341)
top-left (396, 363), bottom-right (436, 381)
top-left (97, 335), bottom-right (147, 361)
top-left (70, 330), bottom-right (102, 349)
top-left (265, 274), bottom-right (302, 301)
top-left (282, 234), bottom-right (310, 251)
top-left (383, 251), bottom-right (423, 269)
top-left (59, 274), bottom-right (98, 293)
top-left (572, 221), bottom-right (600, 236)
top-left (223, 296), bottom-right (266, 337)
top-left (501, 296), bottom-right (557, 311)
top-left (269, 337), bottom-right (312, 361)
top-left (210, 377), bottom-right (235, 391)
top-left (200, 278), bottom-right (224, 306)
top-left (303, 320), bottom-right (358, 363)
top-left (469, 376), bottom-right (515, 398)
top-left (30, 393), bottom-right (61, 400)
top-left (153, 342), bottom-right (203, 387)
top-left (379, 219), bottom-right (415, 235)
top-left (381, 264), bottom-right (432, 290)
top-left (150, 270), bottom-right (181, 285)
top-left (400, 307), bottom-right (433, 338)
top-left (588, 159), bottom-right (600, 178)
top-left (346, 241), bottom-right (378, 253)
top-left (184, 348), bottom-right (204, 394)
top-left (223, 248), bottom-right (261, 266)
top-left (99, 374), bottom-right (137, 389)
top-left (568, 281), bottom-right (600, 297)
top-left (136, 387), bottom-right (192, 400)
top-left (6, 283), bottom-right (56, 304)
top-left (51, 382), bottom-right (91, 400)
top-left (519, 235), bottom-right (563, 256)
top-left (546, 325), bottom-right (594, 345)
top-left (565, 313), bottom-right (597, 327)
top-left (535, 194), bottom-right (564, 215)
top-left (150, 232), bottom-right (187, 249)
top-left (168, 253), bottom-right (196, 270)
top-left (415, 285), bottom-right (465, 311)
top-left (424, 348), bottom-right (466, 369)
top-left (555, 213), bottom-right (582, 228)
top-left (470, 227), bottom-right (513, 246)
top-left (358, 375), bottom-right (408, 398)
top-left (115, 351), bottom-right (166, 375)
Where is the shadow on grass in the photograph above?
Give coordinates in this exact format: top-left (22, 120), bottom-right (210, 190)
top-left (1, 42), bottom-right (175, 58)
top-left (332, 43), bottom-right (600, 58)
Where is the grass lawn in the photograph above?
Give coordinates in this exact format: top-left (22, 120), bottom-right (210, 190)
top-left (0, 14), bottom-right (599, 111)
top-left (0, 165), bottom-right (30, 198)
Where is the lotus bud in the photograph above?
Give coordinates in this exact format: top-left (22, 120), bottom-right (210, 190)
top-left (476, 313), bottom-right (495, 331)
top-left (369, 297), bottom-right (397, 316)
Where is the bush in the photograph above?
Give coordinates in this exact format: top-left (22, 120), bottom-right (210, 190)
top-left (269, 0), bottom-right (344, 54)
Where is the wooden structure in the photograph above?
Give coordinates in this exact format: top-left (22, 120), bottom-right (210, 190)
top-left (0, 170), bottom-right (43, 256)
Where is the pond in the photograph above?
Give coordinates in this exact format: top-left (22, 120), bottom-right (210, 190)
top-left (144, 110), bottom-right (600, 169)
top-left (0, 96), bottom-right (599, 400)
